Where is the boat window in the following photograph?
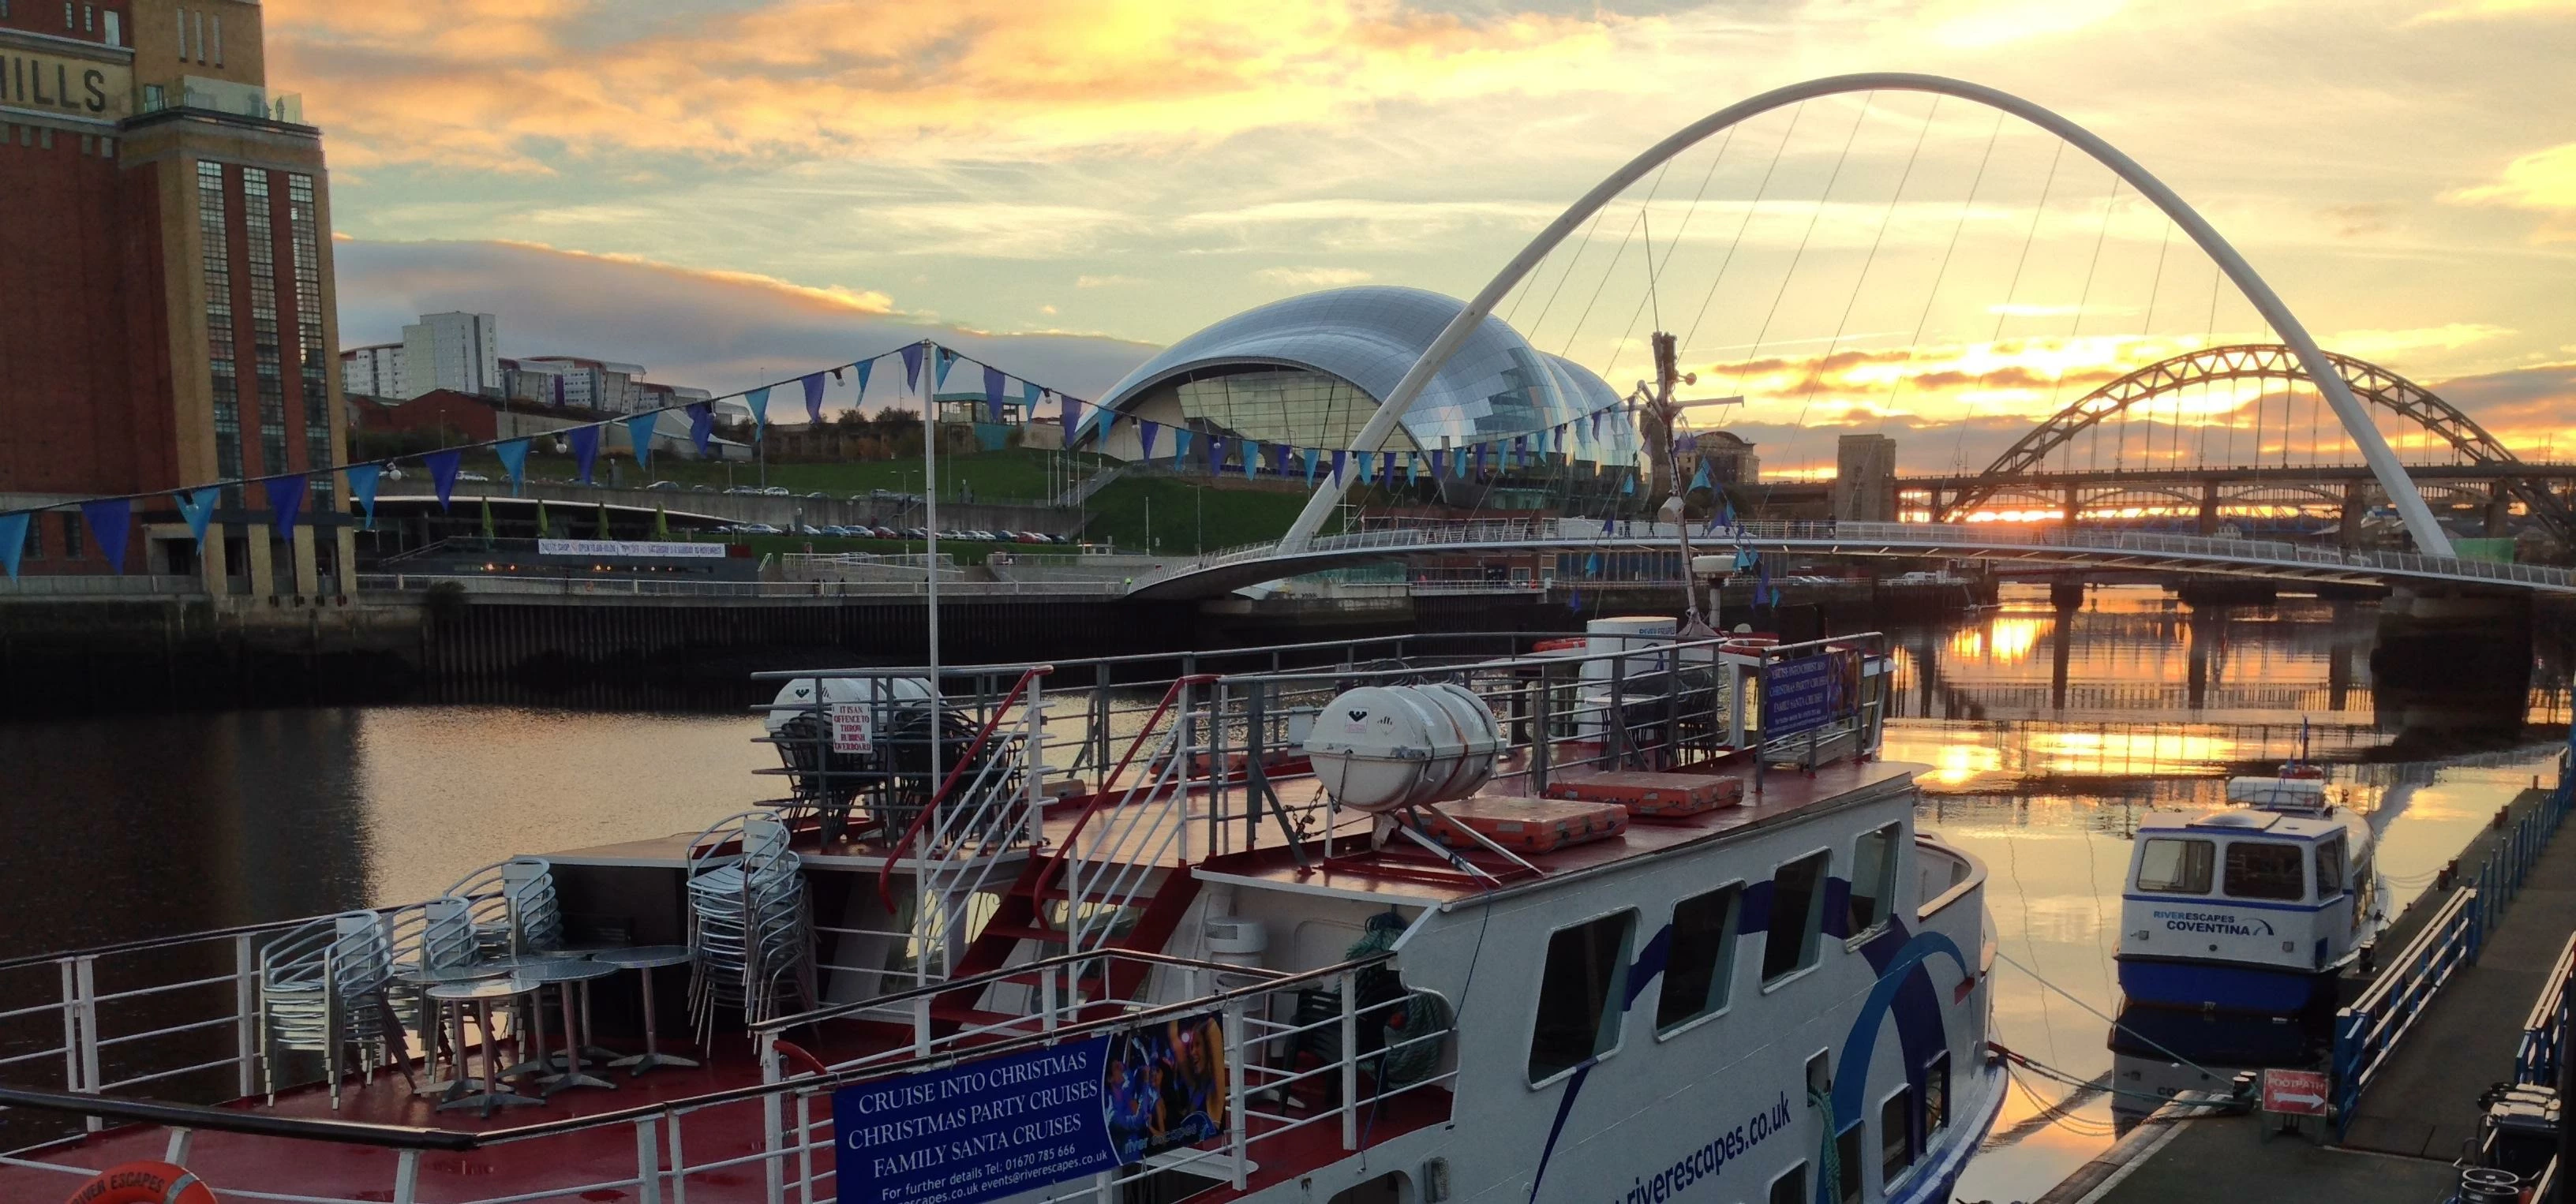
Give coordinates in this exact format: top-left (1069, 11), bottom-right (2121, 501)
top-left (1768, 1163), bottom-right (1807, 1204)
top-left (2135, 837), bottom-right (2214, 894)
top-left (1925, 1053), bottom-right (1951, 1132)
top-left (1848, 823), bottom-right (1901, 936)
top-left (1881, 1086), bottom-right (1915, 1181)
top-left (1657, 883), bottom-right (1742, 1034)
top-left (2223, 841), bottom-right (2306, 901)
top-left (1763, 851), bottom-right (1831, 983)
top-left (1526, 910), bottom-right (1635, 1083)
top-left (2316, 836), bottom-right (2347, 896)
top-left (1835, 1122), bottom-right (1863, 1203)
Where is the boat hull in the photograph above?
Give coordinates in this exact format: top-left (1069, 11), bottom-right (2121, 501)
top-left (2115, 953), bottom-right (2334, 1014)
top-left (1889, 1057), bottom-right (2010, 1204)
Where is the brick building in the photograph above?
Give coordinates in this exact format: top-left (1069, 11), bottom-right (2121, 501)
top-left (0, 0), bottom-right (350, 594)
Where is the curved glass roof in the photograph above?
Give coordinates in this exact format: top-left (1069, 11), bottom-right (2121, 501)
top-left (1096, 286), bottom-right (1638, 465)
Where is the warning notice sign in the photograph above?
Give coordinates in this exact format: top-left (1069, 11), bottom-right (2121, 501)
top-left (2260, 1068), bottom-right (2328, 1116)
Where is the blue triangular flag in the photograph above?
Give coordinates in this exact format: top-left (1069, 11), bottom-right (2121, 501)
top-left (1139, 420), bottom-right (1161, 460)
top-left (344, 463), bottom-right (383, 531)
top-left (1622, 471), bottom-right (1638, 495)
top-left (900, 343), bottom-right (925, 392)
top-left (1513, 436), bottom-right (1527, 467)
top-left (1172, 428), bottom-right (1193, 467)
top-left (1585, 553), bottom-right (1601, 578)
top-left (1473, 443), bottom-right (1486, 475)
top-left (1604, 514), bottom-right (1619, 536)
top-left (264, 474), bottom-right (307, 542)
top-left (1207, 435), bottom-right (1225, 476)
top-left (746, 386), bottom-right (772, 442)
top-left (494, 438), bottom-right (530, 495)
top-left (1356, 450), bottom-right (1372, 484)
top-left (853, 357), bottom-right (873, 403)
top-left (1303, 447), bottom-right (1320, 485)
top-left (1024, 378), bottom-right (1043, 413)
top-left (934, 347), bottom-right (957, 388)
top-left (688, 403), bottom-right (715, 455)
top-left (1243, 441), bottom-right (1260, 480)
top-left (1407, 453), bottom-right (1419, 484)
top-left (983, 365), bottom-right (1005, 422)
top-left (1429, 449), bottom-right (1447, 477)
top-left (1380, 451), bottom-right (1396, 484)
top-left (1691, 459), bottom-right (1712, 492)
top-left (624, 413), bottom-right (659, 473)
top-left (1592, 411), bottom-right (1604, 439)
top-left (425, 449), bottom-right (462, 509)
top-left (1331, 449), bottom-right (1346, 484)
top-left (1061, 391), bottom-right (1079, 436)
top-left (1568, 586), bottom-right (1584, 614)
top-left (567, 424), bottom-right (601, 484)
top-left (0, 511), bottom-right (26, 580)
top-left (80, 498), bottom-right (130, 573)
top-left (174, 486), bottom-right (219, 548)
top-left (802, 373), bottom-right (827, 424)
top-left (1272, 443), bottom-right (1291, 476)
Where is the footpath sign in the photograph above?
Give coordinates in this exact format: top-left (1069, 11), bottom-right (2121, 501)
top-left (835, 1011), bottom-right (1227, 1204)
top-left (2259, 1068), bottom-right (2328, 1116)
top-left (1762, 651), bottom-right (1852, 739)
top-left (829, 702), bottom-right (874, 755)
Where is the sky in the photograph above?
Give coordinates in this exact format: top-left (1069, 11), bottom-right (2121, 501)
top-left (288, 0), bottom-right (2576, 476)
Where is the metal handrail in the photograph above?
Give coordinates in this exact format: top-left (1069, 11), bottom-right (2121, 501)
top-left (873, 662), bottom-right (1052, 907)
top-left (0, 1084), bottom-right (474, 1150)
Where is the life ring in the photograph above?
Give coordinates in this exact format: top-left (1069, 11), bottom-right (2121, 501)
top-left (62, 1161), bottom-right (218, 1204)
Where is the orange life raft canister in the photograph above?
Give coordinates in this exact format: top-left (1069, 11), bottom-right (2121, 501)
top-left (64, 1161), bottom-right (218, 1204)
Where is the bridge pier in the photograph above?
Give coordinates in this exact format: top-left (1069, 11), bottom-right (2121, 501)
top-left (2062, 484), bottom-right (2080, 526)
top-left (2340, 481), bottom-right (2367, 546)
top-left (2049, 573), bottom-right (2086, 610)
top-left (2488, 483), bottom-right (2512, 538)
top-left (2372, 586), bottom-right (2531, 697)
top-left (2197, 481), bottom-right (2220, 535)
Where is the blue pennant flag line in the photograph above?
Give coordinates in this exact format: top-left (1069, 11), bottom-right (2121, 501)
top-left (494, 439), bottom-right (531, 495)
top-left (1243, 441), bottom-right (1260, 480)
top-left (174, 486), bottom-right (220, 547)
top-left (746, 386), bottom-right (772, 442)
top-left (1138, 421), bottom-right (1161, 461)
top-left (934, 347), bottom-right (957, 389)
top-left (983, 365), bottom-right (1006, 422)
top-left (1303, 447), bottom-right (1320, 485)
top-left (624, 413), bottom-right (660, 473)
top-left (852, 357), bottom-right (872, 403)
top-left (900, 343), bottom-right (925, 392)
top-left (425, 449), bottom-right (462, 509)
top-left (803, 372), bottom-right (827, 424)
top-left (1331, 449), bottom-right (1346, 485)
top-left (0, 512), bottom-right (25, 581)
top-left (79, 498), bottom-right (130, 574)
top-left (264, 474), bottom-right (307, 542)
top-left (1381, 451), bottom-right (1396, 484)
top-left (1172, 428), bottom-right (1193, 468)
top-left (687, 403), bottom-right (716, 456)
top-left (344, 463), bottom-right (384, 531)
top-left (567, 425), bottom-right (601, 484)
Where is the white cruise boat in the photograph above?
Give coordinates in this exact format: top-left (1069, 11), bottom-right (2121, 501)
top-left (0, 626), bottom-right (2000, 1204)
top-left (2116, 754), bottom-right (2383, 1014)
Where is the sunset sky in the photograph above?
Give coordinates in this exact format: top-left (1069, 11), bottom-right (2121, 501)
top-left (283, 0), bottom-right (2576, 476)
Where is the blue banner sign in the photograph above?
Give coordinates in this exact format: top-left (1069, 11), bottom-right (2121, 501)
top-left (835, 1012), bottom-right (1228, 1204)
top-left (1762, 651), bottom-right (1851, 738)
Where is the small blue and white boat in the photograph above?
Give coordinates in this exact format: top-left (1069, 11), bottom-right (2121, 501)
top-left (2115, 757), bottom-right (2384, 1014)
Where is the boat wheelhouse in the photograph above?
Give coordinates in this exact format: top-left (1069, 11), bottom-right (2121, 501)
top-left (0, 626), bottom-right (1999, 1204)
top-left (2116, 800), bottom-right (2380, 1015)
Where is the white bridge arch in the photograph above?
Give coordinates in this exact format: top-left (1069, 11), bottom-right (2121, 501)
top-left (1277, 73), bottom-right (2457, 557)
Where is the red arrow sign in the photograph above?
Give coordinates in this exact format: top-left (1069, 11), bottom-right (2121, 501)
top-left (2261, 1068), bottom-right (2330, 1116)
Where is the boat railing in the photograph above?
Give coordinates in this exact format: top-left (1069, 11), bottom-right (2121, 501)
top-left (1915, 836), bottom-right (1989, 925)
top-left (4, 946), bottom-right (1450, 1204)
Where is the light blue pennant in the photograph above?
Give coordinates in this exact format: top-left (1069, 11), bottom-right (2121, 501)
top-left (746, 386), bottom-right (773, 442)
top-left (344, 463), bottom-right (383, 531)
top-left (624, 413), bottom-right (660, 473)
top-left (1172, 428), bottom-right (1193, 468)
top-left (494, 439), bottom-right (530, 495)
top-left (174, 486), bottom-right (220, 547)
top-left (0, 512), bottom-right (27, 580)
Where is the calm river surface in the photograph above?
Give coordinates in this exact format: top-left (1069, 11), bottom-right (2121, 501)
top-left (0, 583), bottom-right (2562, 1202)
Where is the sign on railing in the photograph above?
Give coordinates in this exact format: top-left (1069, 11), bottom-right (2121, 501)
top-left (833, 1009), bottom-right (1227, 1204)
top-left (1763, 650), bottom-right (1855, 739)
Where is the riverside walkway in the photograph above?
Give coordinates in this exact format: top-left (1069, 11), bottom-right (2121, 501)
top-left (2042, 777), bottom-right (2576, 1204)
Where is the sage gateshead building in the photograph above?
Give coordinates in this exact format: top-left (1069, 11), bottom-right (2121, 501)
top-left (1080, 286), bottom-right (1640, 472)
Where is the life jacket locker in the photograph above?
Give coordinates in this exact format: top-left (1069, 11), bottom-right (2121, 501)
top-left (1543, 771), bottom-right (1744, 819)
top-left (1421, 796), bottom-right (1627, 854)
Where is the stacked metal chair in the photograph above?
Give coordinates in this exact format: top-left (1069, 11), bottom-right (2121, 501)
top-left (383, 896), bottom-right (478, 1065)
top-left (684, 812), bottom-right (817, 1046)
top-left (256, 910), bottom-right (406, 1109)
top-left (444, 857), bottom-right (567, 956)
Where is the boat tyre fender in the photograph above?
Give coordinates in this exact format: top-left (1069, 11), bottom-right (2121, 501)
top-left (64, 1161), bottom-right (220, 1204)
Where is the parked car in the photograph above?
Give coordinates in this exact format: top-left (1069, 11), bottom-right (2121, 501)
top-left (902, 527), bottom-right (928, 540)
top-left (691, 484), bottom-right (717, 492)
top-left (645, 480), bottom-right (680, 491)
top-left (762, 486), bottom-right (792, 496)
top-left (874, 526), bottom-right (902, 540)
top-left (796, 524), bottom-right (824, 536)
top-left (736, 522), bottom-right (781, 534)
top-left (455, 470), bottom-right (490, 483)
top-left (804, 492), bottom-right (829, 500)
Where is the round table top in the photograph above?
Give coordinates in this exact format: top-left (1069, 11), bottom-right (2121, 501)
top-left (515, 957), bottom-right (623, 984)
top-left (480, 952), bottom-right (586, 973)
top-left (394, 963), bottom-right (507, 987)
top-left (425, 974), bottom-right (534, 1002)
top-left (590, 944), bottom-right (694, 970)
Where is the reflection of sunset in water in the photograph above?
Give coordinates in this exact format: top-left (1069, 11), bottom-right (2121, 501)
top-left (1905, 583), bottom-right (2563, 1204)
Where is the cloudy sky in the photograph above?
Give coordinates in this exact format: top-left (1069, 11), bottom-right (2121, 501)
top-left (286, 0), bottom-right (2576, 475)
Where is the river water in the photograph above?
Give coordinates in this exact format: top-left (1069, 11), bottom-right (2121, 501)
top-left (0, 583), bottom-right (2562, 1201)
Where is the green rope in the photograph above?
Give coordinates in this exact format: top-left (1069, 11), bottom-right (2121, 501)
top-left (1809, 1085), bottom-right (1840, 1204)
top-left (1346, 913), bottom-right (1451, 1086)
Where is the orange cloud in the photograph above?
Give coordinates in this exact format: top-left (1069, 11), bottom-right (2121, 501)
top-left (265, 0), bottom-right (1622, 171)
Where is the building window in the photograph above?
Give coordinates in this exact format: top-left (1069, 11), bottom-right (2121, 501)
top-left (82, 5), bottom-right (91, 32)
top-left (80, 133), bottom-right (93, 155)
top-left (210, 13), bottom-right (221, 65)
top-left (176, 6), bottom-right (186, 60)
top-left (1924, 1053), bottom-right (1951, 1134)
top-left (198, 159), bottom-right (242, 503)
top-left (103, 9), bottom-right (117, 46)
top-left (62, 512), bottom-right (84, 559)
top-left (2135, 838), bottom-right (2213, 895)
top-left (1763, 850), bottom-right (1830, 983)
top-left (1527, 910), bottom-right (1634, 1083)
top-left (2317, 836), bottom-right (2347, 896)
top-left (2224, 842), bottom-right (2305, 901)
top-left (20, 514), bottom-right (40, 560)
top-left (1656, 883), bottom-right (1741, 1034)
top-left (1768, 1164), bottom-right (1806, 1204)
top-left (1848, 823), bottom-right (1901, 937)
top-left (63, 2), bottom-right (72, 28)
top-left (1880, 1086), bottom-right (1915, 1183)
top-left (287, 174), bottom-right (333, 490)
top-left (38, 127), bottom-right (51, 150)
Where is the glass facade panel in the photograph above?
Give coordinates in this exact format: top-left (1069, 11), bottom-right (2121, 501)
top-left (287, 174), bottom-right (332, 502)
top-left (1095, 286), bottom-right (1641, 466)
top-left (197, 160), bottom-right (242, 506)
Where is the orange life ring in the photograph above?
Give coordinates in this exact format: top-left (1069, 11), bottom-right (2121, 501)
top-left (62, 1161), bottom-right (218, 1204)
